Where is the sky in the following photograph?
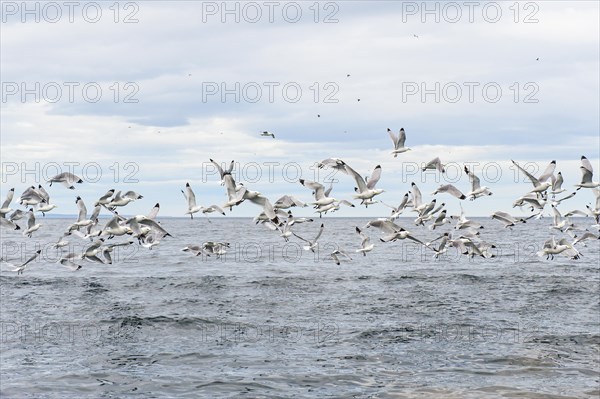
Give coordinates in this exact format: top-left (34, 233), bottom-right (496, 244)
top-left (1, 0), bottom-right (599, 218)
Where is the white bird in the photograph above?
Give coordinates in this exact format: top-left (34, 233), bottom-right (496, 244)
top-left (422, 157), bottom-right (445, 173)
top-left (48, 172), bottom-right (83, 189)
top-left (3, 249), bottom-right (42, 274)
top-left (182, 182), bottom-right (224, 219)
top-left (68, 196), bottom-right (95, 231)
top-left (380, 193), bottom-right (409, 220)
top-left (329, 248), bottom-right (353, 265)
top-left (22, 209), bottom-right (41, 238)
top-left (18, 186), bottom-right (47, 207)
top-left (572, 232), bottom-right (599, 246)
top-left (0, 187), bottom-right (14, 217)
top-left (432, 184), bottom-right (466, 200)
top-left (209, 159), bottom-right (234, 186)
top-left (575, 156), bottom-right (600, 189)
top-left (299, 179), bottom-right (336, 207)
top-left (344, 163), bottom-right (384, 204)
top-left (260, 131), bottom-right (275, 138)
top-left (293, 223), bottom-right (324, 252)
top-left (511, 159), bottom-right (552, 193)
top-left (106, 190), bottom-right (136, 208)
top-left (181, 245), bottom-right (207, 257)
top-left (355, 227), bottom-right (374, 256)
top-left (550, 205), bottom-right (573, 232)
top-left (94, 189), bottom-right (115, 206)
top-left (537, 237), bottom-right (580, 260)
top-left (429, 209), bottom-right (451, 230)
top-left (35, 185), bottom-right (57, 216)
top-left (57, 253), bottom-right (83, 271)
top-left (274, 195), bottom-right (306, 210)
top-left (550, 172), bottom-right (566, 196)
top-left (491, 211), bottom-right (531, 228)
top-left (464, 166), bottom-right (493, 200)
top-left (387, 128), bottom-right (410, 157)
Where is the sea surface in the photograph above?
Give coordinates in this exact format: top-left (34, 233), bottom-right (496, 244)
top-left (1, 217), bottom-right (599, 398)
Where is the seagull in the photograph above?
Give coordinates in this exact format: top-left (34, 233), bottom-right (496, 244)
top-left (94, 189), bottom-right (115, 206)
top-left (260, 131), bottom-right (275, 138)
top-left (344, 163), bottom-right (384, 204)
top-left (22, 209), bottom-right (41, 238)
top-left (387, 128), bottom-right (411, 157)
top-left (511, 160), bottom-right (552, 193)
top-left (299, 179), bottom-right (336, 207)
top-left (57, 253), bottom-right (83, 271)
top-left (18, 186), bottom-right (47, 207)
top-left (3, 249), bottom-right (42, 274)
top-left (464, 166), bottom-right (493, 200)
top-left (81, 240), bottom-right (106, 263)
top-left (364, 219), bottom-right (425, 245)
top-left (422, 157), bottom-right (445, 173)
top-left (537, 237), bottom-right (580, 260)
top-left (35, 185), bottom-right (57, 216)
top-left (48, 172), bottom-right (83, 189)
top-left (106, 191), bottom-right (136, 208)
top-left (380, 193), bottom-right (410, 220)
top-left (355, 227), bottom-right (374, 256)
top-left (68, 196), bottom-right (95, 231)
top-left (431, 184), bottom-right (466, 200)
top-left (221, 174), bottom-right (246, 211)
top-left (329, 248), bottom-right (353, 265)
top-left (429, 209), bottom-right (451, 230)
top-left (550, 172), bottom-right (566, 196)
top-left (317, 158), bottom-right (347, 172)
top-left (575, 156), bottom-right (600, 189)
top-left (572, 232), bottom-right (599, 246)
top-left (425, 232), bottom-right (450, 259)
top-left (181, 245), bottom-right (208, 257)
top-left (491, 211), bottom-right (531, 228)
top-left (182, 182), bottom-right (203, 219)
top-left (101, 241), bottom-right (134, 264)
top-left (0, 188), bottom-right (15, 217)
top-left (274, 195), bottom-right (306, 210)
top-left (550, 205), bottom-right (573, 232)
top-left (209, 159), bottom-right (234, 186)
top-left (293, 223), bottom-right (324, 252)
top-left (202, 242), bottom-right (230, 258)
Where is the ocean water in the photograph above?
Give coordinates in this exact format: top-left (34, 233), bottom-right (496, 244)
top-left (1, 217), bottom-right (599, 398)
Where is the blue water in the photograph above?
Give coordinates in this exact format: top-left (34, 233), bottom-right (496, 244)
top-left (1, 218), bottom-right (599, 398)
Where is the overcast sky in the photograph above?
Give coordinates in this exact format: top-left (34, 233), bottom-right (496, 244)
top-left (1, 1), bottom-right (599, 218)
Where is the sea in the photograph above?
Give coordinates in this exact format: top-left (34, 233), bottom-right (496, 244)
top-left (1, 217), bottom-right (599, 398)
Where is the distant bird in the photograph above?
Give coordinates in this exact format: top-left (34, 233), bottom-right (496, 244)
top-left (260, 131), bottom-right (275, 138)
top-left (48, 172), bottom-right (83, 189)
top-left (209, 159), bottom-right (234, 186)
top-left (536, 58), bottom-right (539, 61)
top-left (387, 128), bottom-right (410, 157)
top-left (491, 211), bottom-right (531, 228)
top-left (413, 34), bottom-right (419, 38)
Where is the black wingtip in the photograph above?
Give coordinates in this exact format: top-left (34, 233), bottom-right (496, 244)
top-left (77, 179), bottom-right (83, 183)
top-left (154, 203), bottom-right (160, 207)
top-left (459, 195), bottom-right (466, 200)
top-left (581, 155), bottom-right (587, 160)
top-left (186, 182), bottom-right (190, 187)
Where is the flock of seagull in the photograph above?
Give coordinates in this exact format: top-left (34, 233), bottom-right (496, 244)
top-left (1, 128), bottom-right (599, 273)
